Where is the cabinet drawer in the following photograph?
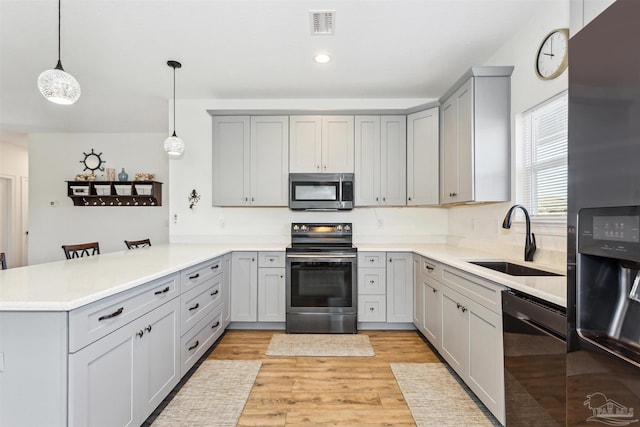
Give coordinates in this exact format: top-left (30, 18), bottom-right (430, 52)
top-left (69, 273), bottom-right (179, 353)
top-left (181, 256), bottom-right (223, 293)
top-left (358, 268), bottom-right (386, 295)
top-left (181, 274), bottom-right (223, 336)
top-left (258, 251), bottom-right (286, 268)
top-left (181, 303), bottom-right (224, 376)
top-left (358, 251), bottom-right (386, 268)
top-left (421, 258), bottom-right (441, 276)
top-left (358, 295), bottom-right (386, 322)
top-left (440, 266), bottom-right (505, 314)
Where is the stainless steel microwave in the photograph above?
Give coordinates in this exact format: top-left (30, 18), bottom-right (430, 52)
top-left (289, 173), bottom-right (354, 210)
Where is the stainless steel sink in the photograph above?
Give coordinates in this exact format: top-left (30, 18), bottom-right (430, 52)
top-left (468, 261), bottom-right (562, 277)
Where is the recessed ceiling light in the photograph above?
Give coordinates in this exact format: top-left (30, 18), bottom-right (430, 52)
top-left (314, 53), bottom-right (331, 64)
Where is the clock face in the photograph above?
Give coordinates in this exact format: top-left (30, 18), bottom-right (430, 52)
top-left (536, 29), bottom-right (569, 80)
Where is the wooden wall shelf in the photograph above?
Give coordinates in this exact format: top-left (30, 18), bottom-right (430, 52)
top-left (66, 181), bottom-right (162, 206)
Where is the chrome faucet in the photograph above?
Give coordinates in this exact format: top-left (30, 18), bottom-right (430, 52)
top-left (502, 204), bottom-right (536, 262)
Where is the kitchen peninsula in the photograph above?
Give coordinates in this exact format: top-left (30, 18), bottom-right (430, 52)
top-left (0, 243), bottom-right (565, 426)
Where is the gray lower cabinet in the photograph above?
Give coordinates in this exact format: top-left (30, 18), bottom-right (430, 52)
top-left (441, 265), bottom-right (506, 425)
top-left (414, 258), bottom-right (505, 425)
top-left (413, 255), bottom-right (442, 352)
top-left (386, 252), bottom-right (413, 323)
top-left (0, 255), bottom-right (230, 427)
top-left (69, 297), bottom-right (181, 427)
top-left (231, 251), bottom-right (286, 324)
top-left (230, 252), bottom-right (258, 322)
top-left (257, 251), bottom-right (286, 322)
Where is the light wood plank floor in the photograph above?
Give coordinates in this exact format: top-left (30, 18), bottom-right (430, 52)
top-left (206, 330), bottom-right (442, 427)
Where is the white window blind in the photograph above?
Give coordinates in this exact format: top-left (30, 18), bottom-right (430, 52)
top-left (520, 91), bottom-right (568, 218)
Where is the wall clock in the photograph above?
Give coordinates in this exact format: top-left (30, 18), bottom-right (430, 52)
top-left (535, 28), bottom-right (569, 80)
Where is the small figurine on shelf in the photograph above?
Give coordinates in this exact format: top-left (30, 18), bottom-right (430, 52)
top-left (106, 168), bottom-right (116, 181)
top-left (118, 168), bottom-right (129, 181)
top-left (188, 189), bottom-right (200, 210)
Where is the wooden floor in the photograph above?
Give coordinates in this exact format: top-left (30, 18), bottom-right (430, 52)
top-left (206, 330), bottom-right (443, 426)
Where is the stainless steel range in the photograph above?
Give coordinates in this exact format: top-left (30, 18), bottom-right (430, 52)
top-left (286, 223), bottom-right (357, 333)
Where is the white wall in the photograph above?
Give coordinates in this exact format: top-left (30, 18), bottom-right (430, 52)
top-left (28, 133), bottom-right (169, 264)
top-left (0, 140), bottom-right (28, 267)
top-left (447, 0), bottom-right (570, 269)
top-left (169, 98), bottom-right (448, 245)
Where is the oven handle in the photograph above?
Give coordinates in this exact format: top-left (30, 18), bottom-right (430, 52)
top-left (286, 253), bottom-right (357, 259)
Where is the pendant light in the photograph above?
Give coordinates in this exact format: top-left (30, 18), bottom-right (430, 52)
top-left (37, 0), bottom-right (81, 105)
top-left (164, 60), bottom-right (185, 157)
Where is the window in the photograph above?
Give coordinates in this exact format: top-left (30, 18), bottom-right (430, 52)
top-left (520, 91), bottom-right (568, 219)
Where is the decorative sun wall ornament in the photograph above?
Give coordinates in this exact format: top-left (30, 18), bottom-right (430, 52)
top-left (188, 189), bottom-right (201, 210)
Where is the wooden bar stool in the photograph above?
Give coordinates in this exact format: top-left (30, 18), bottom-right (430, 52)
top-left (62, 242), bottom-right (100, 259)
top-left (124, 239), bottom-right (151, 249)
top-left (0, 252), bottom-right (6, 270)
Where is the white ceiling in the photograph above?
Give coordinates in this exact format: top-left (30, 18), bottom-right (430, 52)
top-left (0, 0), bottom-right (550, 139)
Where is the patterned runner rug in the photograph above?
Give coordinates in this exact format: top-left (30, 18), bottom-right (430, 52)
top-left (391, 363), bottom-right (501, 426)
top-left (152, 360), bottom-right (261, 427)
top-left (265, 333), bottom-right (375, 357)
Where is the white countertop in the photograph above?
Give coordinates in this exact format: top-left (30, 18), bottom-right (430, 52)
top-left (358, 244), bottom-right (566, 308)
top-left (0, 242), bottom-right (566, 311)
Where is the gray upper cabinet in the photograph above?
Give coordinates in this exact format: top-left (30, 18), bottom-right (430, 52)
top-left (439, 66), bottom-right (513, 205)
top-left (407, 107), bottom-right (439, 206)
top-left (355, 115), bottom-right (407, 206)
top-left (570, 0), bottom-right (616, 36)
top-left (289, 115), bottom-right (355, 173)
top-left (212, 116), bottom-right (289, 206)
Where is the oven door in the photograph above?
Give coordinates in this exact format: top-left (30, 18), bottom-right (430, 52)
top-left (286, 253), bottom-right (357, 314)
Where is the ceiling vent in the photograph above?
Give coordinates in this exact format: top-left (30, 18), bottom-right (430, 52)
top-left (310, 11), bottom-right (335, 35)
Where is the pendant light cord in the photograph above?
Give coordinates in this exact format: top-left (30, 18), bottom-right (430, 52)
top-left (172, 65), bottom-right (177, 136)
top-left (58, 0), bottom-right (61, 61)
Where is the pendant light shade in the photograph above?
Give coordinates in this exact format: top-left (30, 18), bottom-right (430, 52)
top-left (165, 60), bottom-right (184, 157)
top-left (38, 0), bottom-right (80, 105)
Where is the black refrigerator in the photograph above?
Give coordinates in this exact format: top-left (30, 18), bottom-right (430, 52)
top-left (568, 0), bottom-right (640, 425)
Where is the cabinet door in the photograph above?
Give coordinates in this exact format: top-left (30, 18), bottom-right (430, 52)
top-left (423, 273), bottom-right (442, 352)
top-left (407, 108), bottom-right (439, 205)
top-left (354, 115), bottom-right (381, 206)
top-left (467, 301), bottom-right (505, 423)
top-left (380, 116), bottom-right (406, 206)
top-left (231, 252), bottom-right (258, 322)
top-left (250, 116), bottom-right (289, 206)
top-left (289, 115), bottom-right (322, 172)
top-left (222, 253), bottom-right (232, 327)
top-left (440, 287), bottom-right (469, 378)
top-left (322, 116), bottom-right (355, 173)
top-left (212, 116), bottom-right (250, 205)
top-left (386, 252), bottom-right (413, 323)
top-left (136, 298), bottom-right (180, 421)
top-left (69, 319), bottom-right (136, 427)
top-left (412, 255), bottom-right (424, 332)
top-left (258, 267), bottom-right (286, 322)
top-left (441, 79), bottom-right (473, 204)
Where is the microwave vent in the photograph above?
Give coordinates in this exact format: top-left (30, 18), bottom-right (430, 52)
top-left (310, 11), bottom-right (335, 35)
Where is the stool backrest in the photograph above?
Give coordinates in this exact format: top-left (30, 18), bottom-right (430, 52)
top-left (62, 242), bottom-right (100, 259)
top-left (124, 239), bottom-right (151, 249)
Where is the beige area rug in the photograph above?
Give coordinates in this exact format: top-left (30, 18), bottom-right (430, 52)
top-left (152, 360), bottom-right (261, 427)
top-left (391, 363), bottom-right (501, 427)
top-left (265, 333), bottom-right (375, 357)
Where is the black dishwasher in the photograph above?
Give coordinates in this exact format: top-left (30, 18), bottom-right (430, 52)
top-left (502, 290), bottom-right (566, 426)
